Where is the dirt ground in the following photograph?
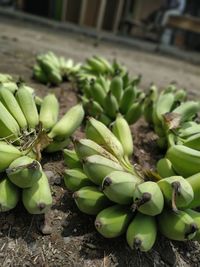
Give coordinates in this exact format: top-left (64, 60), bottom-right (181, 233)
top-left (0, 17), bottom-right (200, 267)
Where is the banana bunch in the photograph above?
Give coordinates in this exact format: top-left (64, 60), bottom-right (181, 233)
top-left (144, 83), bottom-right (200, 151)
top-left (33, 51), bottom-right (81, 85)
top-left (0, 78), bottom-right (85, 215)
top-left (80, 74), bottom-right (143, 126)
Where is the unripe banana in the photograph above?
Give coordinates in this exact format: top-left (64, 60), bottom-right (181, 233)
top-left (15, 86), bottom-right (39, 129)
top-left (48, 104), bottom-right (84, 140)
top-left (183, 133), bottom-right (200, 150)
top-left (91, 83), bottom-right (106, 107)
top-left (125, 99), bottom-right (144, 125)
top-left (64, 169), bottom-right (92, 191)
top-left (126, 213), bottom-right (157, 252)
top-left (158, 176), bottom-right (194, 211)
top-left (102, 171), bottom-right (142, 204)
top-left (172, 101), bottom-right (200, 123)
top-left (133, 181), bottom-right (164, 216)
top-left (93, 56), bottom-right (113, 74)
top-left (0, 177), bottom-right (19, 212)
top-left (83, 155), bottom-right (123, 185)
top-left (0, 82), bottom-right (18, 93)
top-left (22, 171), bottom-right (52, 214)
top-left (119, 85), bottom-right (136, 114)
top-left (166, 145), bottom-right (200, 177)
top-left (153, 92), bottom-right (175, 126)
top-left (0, 101), bottom-right (20, 140)
top-left (0, 88), bottom-right (27, 129)
top-left (157, 209), bottom-right (197, 241)
top-left (48, 70), bottom-right (62, 85)
top-left (104, 92), bottom-right (119, 119)
top-left (112, 114), bottom-right (133, 158)
top-left (39, 94), bottom-right (59, 130)
top-left (0, 142), bottom-right (22, 171)
top-left (0, 73), bottom-right (13, 83)
top-left (185, 209), bottom-right (200, 241)
top-left (6, 156), bottom-right (42, 188)
top-left (174, 89), bottom-right (187, 102)
top-left (73, 186), bottom-right (110, 215)
top-left (63, 149), bottom-right (82, 169)
top-left (95, 205), bottom-right (133, 238)
top-left (44, 138), bottom-right (70, 153)
top-left (109, 76), bottom-right (123, 103)
top-left (74, 138), bottom-right (119, 163)
top-left (186, 173), bottom-right (200, 209)
top-left (178, 121), bottom-right (200, 138)
top-left (98, 113), bottom-right (112, 126)
top-left (84, 100), bottom-right (103, 117)
top-left (156, 158), bottom-right (176, 178)
top-left (85, 117), bottom-right (124, 160)
top-left (86, 57), bottom-right (107, 74)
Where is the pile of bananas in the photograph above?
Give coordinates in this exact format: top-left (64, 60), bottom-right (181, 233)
top-left (33, 51), bottom-right (81, 85)
top-left (0, 74), bottom-right (84, 214)
top-left (63, 117), bottom-right (200, 252)
top-left (80, 74), bottom-right (144, 126)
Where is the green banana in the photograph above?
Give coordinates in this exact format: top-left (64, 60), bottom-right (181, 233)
top-left (109, 76), bottom-right (123, 103)
top-left (0, 142), bottom-right (22, 171)
top-left (104, 92), bottom-right (119, 119)
top-left (22, 171), bottom-right (52, 214)
top-left (64, 169), bottom-right (92, 191)
top-left (0, 73), bottom-right (13, 83)
top-left (74, 138), bottom-right (119, 163)
top-left (152, 92), bottom-right (175, 126)
top-left (178, 121), bottom-right (200, 138)
top-left (125, 99), bottom-right (144, 125)
top-left (0, 101), bottom-right (20, 140)
top-left (126, 213), bottom-right (157, 252)
top-left (84, 99), bottom-right (103, 117)
top-left (0, 88), bottom-right (27, 129)
top-left (44, 138), bottom-right (70, 153)
top-left (185, 209), bottom-right (200, 241)
top-left (39, 94), bottom-right (59, 130)
top-left (98, 113), bottom-right (112, 126)
top-left (95, 205), bottom-right (133, 238)
top-left (156, 158), bottom-right (176, 178)
top-left (158, 176), bottom-right (194, 211)
top-left (183, 133), bottom-right (200, 150)
top-left (83, 155), bottom-right (123, 185)
top-left (166, 145), bottom-right (200, 177)
top-left (86, 57), bottom-right (107, 74)
top-left (102, 171), bottom-right (141, 204)
top-left (172, 101), bottom-right (200, 123)
top-left (63, 149), bottom-right (82, 169)
top-left (186, 173), bottom-right (200, 208)
top-left (0, 177), bottom-right (19, 212)
top-left (85, 118), bottom-right (124, 160)
top-left (157, 209), bottom-right (197, 241)
top-left (6, 156), bottom-right (42, 188)
top-left (91, 83), bottom-right (106, 107)
top-left (174, 89), bottom-right (187, 102)
top-left (133, 181), bottom-right (164, 216)
top-left (15, 85), bottom-right (39, 129)
top-left (73, 186), bottom-right (110, 215)
top-left (0, 82), bottom-right (18, 93)
top-left (119, 85), bottom-right (136, 114)
top-left (112, 114), bottom-right (133, 158)
top-left (48, 104), bottom-right (84, 140)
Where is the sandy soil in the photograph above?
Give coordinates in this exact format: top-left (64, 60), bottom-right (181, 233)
top-left (0, 17), bottom-right (200, 267)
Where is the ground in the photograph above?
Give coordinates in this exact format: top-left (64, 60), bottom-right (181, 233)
top-left (0, 17), bottom-right (200, 267)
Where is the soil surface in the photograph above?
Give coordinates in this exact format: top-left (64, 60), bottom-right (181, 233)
top-left (0, 17), bottom-right (200, 267)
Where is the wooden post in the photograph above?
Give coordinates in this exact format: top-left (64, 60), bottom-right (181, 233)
top-left (61, 0), bottom-right (68, 21)
top-left (113, 0), bottom-right (124, 34)
top-left (96, 0), bottom-right (106, 33)
top-left (79, 0), bottom-right (88, 25)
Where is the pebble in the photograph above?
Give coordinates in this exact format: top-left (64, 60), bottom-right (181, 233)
top-left (63, 237), bottom-right (71, 244)
top-left (40, 223), bottom-right (53, 235)
top-left (45, 170), bottom-right (61, 185)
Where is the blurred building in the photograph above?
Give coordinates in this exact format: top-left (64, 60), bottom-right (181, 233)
top-left (3, 0), bottom-right (200, 51)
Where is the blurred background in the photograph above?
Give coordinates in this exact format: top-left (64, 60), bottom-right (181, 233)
top-left (1, 0), bottom-right (200, 51)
